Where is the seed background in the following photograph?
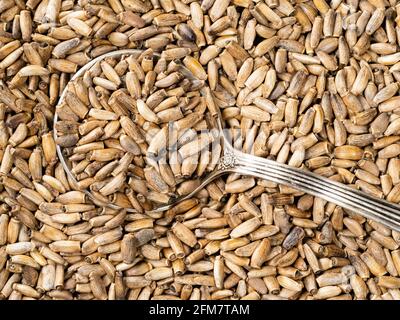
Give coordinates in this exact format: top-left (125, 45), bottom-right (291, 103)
top-left (1, 0), bottom-right (400, 300)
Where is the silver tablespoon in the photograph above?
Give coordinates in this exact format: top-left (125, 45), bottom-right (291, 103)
top-left (54, 49), bottom-right (400, 232)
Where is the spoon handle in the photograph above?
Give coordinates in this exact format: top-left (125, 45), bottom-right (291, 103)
top-left (229, 150), bottom-right (400, 232)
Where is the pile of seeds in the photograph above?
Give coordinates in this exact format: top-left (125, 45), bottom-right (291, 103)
top-left (54, 51), bottom-right (221, 210)
top-left (1, 0), bottom-right (400, 300)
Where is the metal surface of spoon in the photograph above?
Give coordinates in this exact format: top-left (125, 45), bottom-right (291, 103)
top-left (54, 50), bottom-right (400, 233)
top-left (155, 115), bottom-right (400, 232)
